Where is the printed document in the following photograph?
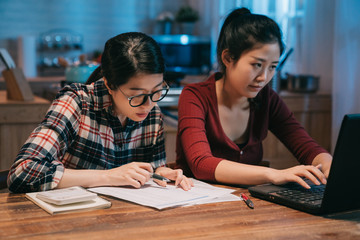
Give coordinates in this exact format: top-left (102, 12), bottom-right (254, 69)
top-left (88, 179), bottom-right (240, 210)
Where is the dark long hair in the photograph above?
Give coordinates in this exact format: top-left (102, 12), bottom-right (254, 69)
top-left (86, 32), bottom-right (165, 89)
top-left (217, 8), bottom-right (285, 73)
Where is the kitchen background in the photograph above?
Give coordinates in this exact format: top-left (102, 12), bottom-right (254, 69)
top-left (0, 0), bottom-right (359, 153)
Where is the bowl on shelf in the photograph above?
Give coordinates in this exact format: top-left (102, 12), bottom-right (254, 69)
top-left (65, 63), bottom-right (98, 84)
top-left (60, 55), bottom-right (99, 84)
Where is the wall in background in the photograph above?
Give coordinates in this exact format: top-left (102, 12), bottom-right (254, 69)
top-left (301, 0), bottom-right (335, 95)
top-left (1, 0), bottom-right (335, 91)
top-left (332, 0), bottom-right (360, 150)
top-left (0, 0), bottom-right (191, 58)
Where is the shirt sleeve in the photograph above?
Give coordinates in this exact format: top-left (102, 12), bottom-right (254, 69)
top-left (267, 90), bottom-right (328, 165)
top-left (177, 87), bottom-right (223, 181)
top-left (7, 90), bottom-right (82, 193)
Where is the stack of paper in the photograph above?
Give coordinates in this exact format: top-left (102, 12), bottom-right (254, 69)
top-left (88, 179), bottom-right (240, 210)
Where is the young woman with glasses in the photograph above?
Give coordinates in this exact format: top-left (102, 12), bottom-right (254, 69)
top-left (8, 32), bottom-right (193, 193)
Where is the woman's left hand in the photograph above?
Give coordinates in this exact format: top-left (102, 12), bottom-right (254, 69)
top-left (312, 153), bottom-right (333, 178)
top-left (153, 167), bottom-right (194, 191)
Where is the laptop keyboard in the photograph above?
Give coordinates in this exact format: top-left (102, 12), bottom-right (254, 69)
top-left (274, 181), bottom-right (325, 206)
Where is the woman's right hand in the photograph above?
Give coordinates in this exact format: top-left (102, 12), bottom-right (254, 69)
top-left (104, 162), bottom-right (153, 188)
top-left (268, 164), bottom-right (327, 189)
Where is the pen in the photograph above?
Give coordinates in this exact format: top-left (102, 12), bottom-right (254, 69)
top-left (151, 173), bottom-right (170, 182)
top-left (240, 193), bottom-right (254, 209)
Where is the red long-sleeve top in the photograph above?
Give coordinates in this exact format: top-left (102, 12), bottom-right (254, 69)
top-left (175, 73), bottom-right (328, 182)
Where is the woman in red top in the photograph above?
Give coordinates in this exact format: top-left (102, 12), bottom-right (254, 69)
top-left (176, 8), bottom-right (332, 189)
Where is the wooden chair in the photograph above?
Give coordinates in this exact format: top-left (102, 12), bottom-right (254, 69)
top-left (0, 169), bottom-right (9, 192)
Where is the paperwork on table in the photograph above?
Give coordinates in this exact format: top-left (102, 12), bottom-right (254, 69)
top-left (88, 179), bottom-right (240, 210)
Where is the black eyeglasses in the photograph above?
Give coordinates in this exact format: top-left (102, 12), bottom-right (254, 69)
top-left (119, 82), bottom-right (170, 107)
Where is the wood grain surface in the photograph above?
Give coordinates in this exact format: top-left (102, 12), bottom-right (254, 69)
top-left (1, 185), bottom-right (359, 240)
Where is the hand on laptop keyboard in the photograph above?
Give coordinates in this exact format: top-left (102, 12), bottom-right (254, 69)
top-left (269, 164), bottom-right (327, 189)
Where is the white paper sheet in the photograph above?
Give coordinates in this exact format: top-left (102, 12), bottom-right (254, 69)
top-left (88, 179), bottom-right (240, 210)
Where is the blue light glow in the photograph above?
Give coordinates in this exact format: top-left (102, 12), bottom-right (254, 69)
top-left (180, 35), bottom-right (189, 45)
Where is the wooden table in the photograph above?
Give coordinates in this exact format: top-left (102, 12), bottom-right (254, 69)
top-left (1, 186), bottom-right (359, 240)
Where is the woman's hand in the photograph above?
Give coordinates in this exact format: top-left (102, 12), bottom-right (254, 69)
top-left (153, 167), bottom-right (194, 191)
top-left (312, 152), bottom-right (332, 178)
top-left (269, 164), bottom-right (327, 189)
top-left (105, 162), bottom-right (153, 188)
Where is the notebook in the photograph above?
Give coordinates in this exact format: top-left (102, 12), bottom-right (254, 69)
top-left (26, 186), bottom-right (111, 215)
top-left (248, 114), bottom-right (360, 215)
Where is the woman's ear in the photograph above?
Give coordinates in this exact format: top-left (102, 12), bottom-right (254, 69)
top-left (103, 77), bottom-right (113, 95)
top-left (221, 49), bottom-right (233, 68)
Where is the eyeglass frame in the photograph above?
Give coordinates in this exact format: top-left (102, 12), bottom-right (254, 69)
top-left (118, 81), bottom-right (170, 107)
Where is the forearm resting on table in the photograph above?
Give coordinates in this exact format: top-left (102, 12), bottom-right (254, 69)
top-left (214, 160), bottom-right (275, 186)
top-left (56, 168), bottom-right (109, 189)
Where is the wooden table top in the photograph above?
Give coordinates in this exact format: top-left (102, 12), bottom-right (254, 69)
top-left (1, 186), bottom-right (359, 240)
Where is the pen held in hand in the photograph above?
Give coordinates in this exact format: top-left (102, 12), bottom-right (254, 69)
top-left (151, 173), bottom-right (170, 182)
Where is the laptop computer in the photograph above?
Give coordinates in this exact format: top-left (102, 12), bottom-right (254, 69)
top-left (248, 114), bottom-right (360, 215)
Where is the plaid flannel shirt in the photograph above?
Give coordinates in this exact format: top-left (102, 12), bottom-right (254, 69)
top-left (7, 79), bottom-right (166, 193)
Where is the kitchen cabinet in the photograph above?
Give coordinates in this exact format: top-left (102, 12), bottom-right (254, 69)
top-left (0, 91), bottom-right (51, 170)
